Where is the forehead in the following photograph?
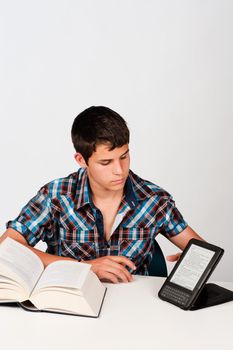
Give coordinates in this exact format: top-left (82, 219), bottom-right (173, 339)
top-left (91, 143), bottom-right (129, 160)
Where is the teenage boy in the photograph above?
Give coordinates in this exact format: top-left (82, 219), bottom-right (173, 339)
top-left (0, 106), bottom-right (203, 283)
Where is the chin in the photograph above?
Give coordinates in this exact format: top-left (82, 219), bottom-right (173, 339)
top-left (110, 181), bottom-right (126, 190)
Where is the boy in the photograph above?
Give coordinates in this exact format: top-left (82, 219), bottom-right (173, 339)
top-left (0, 106), bottom-right (203, 283)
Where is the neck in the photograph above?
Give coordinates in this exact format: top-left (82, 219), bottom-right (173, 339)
top-left (91, 187), bottom-right (124, 204)
top-left (88, 181), bottom-right (124, 206)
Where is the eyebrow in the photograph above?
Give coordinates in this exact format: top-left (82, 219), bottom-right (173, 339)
top-left (99, 149), bottom-right (129, 162)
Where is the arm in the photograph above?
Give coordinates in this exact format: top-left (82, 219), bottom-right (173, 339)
top-left (166, 225), bottom-right (204, 262)
top-left (0, 228), bottom-right (135, 283)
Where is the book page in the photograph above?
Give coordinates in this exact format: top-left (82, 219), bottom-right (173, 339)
top-left (0, 238), bottom-right (44, 294)
top-left (34, 260), bottom-right (91, 292)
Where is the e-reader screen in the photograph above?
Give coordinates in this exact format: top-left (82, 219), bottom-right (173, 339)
top-left (170, 244), bottom-right (215, 290)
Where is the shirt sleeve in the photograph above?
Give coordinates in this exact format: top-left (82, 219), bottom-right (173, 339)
top-left (6, 186), bottom-right (53, 246)
top-left (158, 196), bottom-right (188, 238)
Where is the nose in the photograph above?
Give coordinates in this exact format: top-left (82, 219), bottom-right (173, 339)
top-left (112, 160), bottom-right (123, 175)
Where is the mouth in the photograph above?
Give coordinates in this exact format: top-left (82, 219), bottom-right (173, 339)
top-left (111, 178), bottom-right (124, 184)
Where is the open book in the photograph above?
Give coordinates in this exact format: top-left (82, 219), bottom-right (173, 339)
top-left (0, 238), bottom-right (106, 317)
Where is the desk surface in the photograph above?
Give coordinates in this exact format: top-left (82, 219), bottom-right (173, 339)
top-left (1, 276), bottom-right (233, 350)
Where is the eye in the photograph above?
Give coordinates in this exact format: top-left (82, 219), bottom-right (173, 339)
top-left (100, 161), bottom-right (111, 166)
top-left (120, 154), bottom-right (128, 160)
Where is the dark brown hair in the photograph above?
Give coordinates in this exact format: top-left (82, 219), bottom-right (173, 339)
top-left (71, 106), bottom-right (130, 163)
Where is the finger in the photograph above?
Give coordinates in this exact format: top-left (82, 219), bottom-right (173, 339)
top-left (99, 271), bottom-right (119, 284)
top-left (166, 253), bottom-right (181, 262)
top-left (91, 258), bottom-right (133, 282)
top-left (102, 258), bottom-right (133, 282)
top-left (107, 255), bottom-right (136, 271)
top-left (103, 261), bottom-right (133, 282)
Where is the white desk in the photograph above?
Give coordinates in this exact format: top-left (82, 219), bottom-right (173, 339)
top-left (1, 276), bottom-right (233, 350)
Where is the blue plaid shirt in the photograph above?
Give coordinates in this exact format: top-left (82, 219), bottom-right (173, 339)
top-left (7, 168), bottom-right (188, 275)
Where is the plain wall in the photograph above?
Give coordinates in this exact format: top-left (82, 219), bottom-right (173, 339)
top-left (0, 0), bottom-right (232, 281)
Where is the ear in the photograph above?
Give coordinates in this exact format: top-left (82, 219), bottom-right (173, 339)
top-left (74, 153), bottom-right (87, 168)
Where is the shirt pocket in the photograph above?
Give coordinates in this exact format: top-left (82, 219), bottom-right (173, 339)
top-left (119, 228), bottom-right (153, 259)
top-left (59, 228), bottom-right (97, 261)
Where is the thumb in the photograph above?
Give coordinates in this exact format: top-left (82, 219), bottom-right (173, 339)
top-left (166, 253), bottom-right (181, 262)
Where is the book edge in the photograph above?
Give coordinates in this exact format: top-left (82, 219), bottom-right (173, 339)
top-left (18, 287), bottom-right (107, 318)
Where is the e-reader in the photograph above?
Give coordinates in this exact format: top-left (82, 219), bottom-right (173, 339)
top-left (158, 239), bottom-right (229, 310)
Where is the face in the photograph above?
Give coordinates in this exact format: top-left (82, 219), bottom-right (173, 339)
top-left (75, 144), bottom-right (130, 193)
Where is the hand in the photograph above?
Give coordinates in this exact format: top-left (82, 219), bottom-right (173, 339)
top-left (166, 252), bottom-right (182, 262)
top-left (84, 256), bottom-right (136, 284)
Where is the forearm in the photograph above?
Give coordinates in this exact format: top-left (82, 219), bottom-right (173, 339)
top-left (25, 245), bottom-right (75, 267)
top-left (169, 225), bottom-right (204, 250)
top-left (0, 228), bottom-right (75, 267)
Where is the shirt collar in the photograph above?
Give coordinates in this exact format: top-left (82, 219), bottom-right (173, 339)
top-left (123, 176), bottom-right (138, 208)
top-left (74, 169), bottom-right (92, 209)
top-left (75, 169), bottom-right (139, 210)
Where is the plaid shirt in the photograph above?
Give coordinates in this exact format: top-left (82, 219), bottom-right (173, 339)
top-left (7, 168), bottom-right (187, 275)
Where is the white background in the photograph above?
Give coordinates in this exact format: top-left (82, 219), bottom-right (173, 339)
top-left (0, 0), bottom-right (232, 281)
